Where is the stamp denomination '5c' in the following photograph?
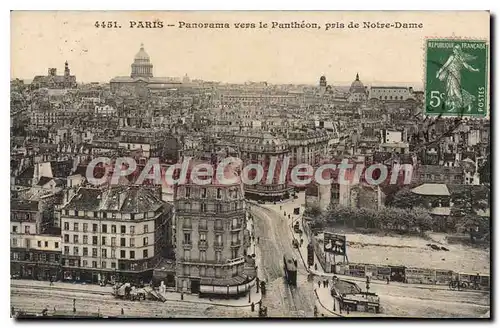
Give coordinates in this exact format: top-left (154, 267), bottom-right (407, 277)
top-left (425, 39), bottom-right (488, 117)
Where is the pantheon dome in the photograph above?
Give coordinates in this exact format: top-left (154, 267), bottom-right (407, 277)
top-left (131, 43), bottom-right (153, 78)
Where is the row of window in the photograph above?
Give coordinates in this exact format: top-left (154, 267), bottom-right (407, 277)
top-left (12, 238), bottom-right (59, 248)
top-left (63, 246), bottom-right (149, 259)
top-left (420, 174), bottom-right (463, 181)
top-left (183, 187), bottom-right (239, 199)
top-left (182, 232), bottom-right (241, 246)
top-left (62, 222), bottom-right (149, 234)
top-left (61, 210), bottom-right (154, 220)
top-left (122, 143), bottom-right (148, 150)
top-left (376, 95), bottom-right (405, 100)
top-left (181, 263), bottom-right (240, 277)
top-left (182, 218), bottom-right (241, 229)
top-left (68, 259), bottom-right (117, 269)
top-left (178, 202), bottom-right (242, 213)
top-left (13, 239), bottom-right (58, 249)
top-left (182, 248), bottom-right (240, 261)
top-left (11, 213), bottom-right (32, 222)
top-left (12, 225), bottom-right (32, 234)
top-left (11, 252), bottom-right (60, 262)
top-left (63, 235), bottom-right (149, 247)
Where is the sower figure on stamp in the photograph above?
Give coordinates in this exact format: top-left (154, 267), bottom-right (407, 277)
top-left (436, 44), bottom-right (479, 112)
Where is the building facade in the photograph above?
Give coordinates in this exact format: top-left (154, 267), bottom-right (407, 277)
top-left (58, 186), bottom-right (173, 284)
top-left (287, 129), bottom-right (330, 168)
top-left (347, 74), bottom-right (368, 103)
top-left (224, 132), bottom-right (293, 201)
top-left (10, 199), bottom-right (61, 280)
top-left (174, 163), bottom-right (249, 293)
top-left (110, 44), bottom-right (182, 94)
top-left (369, 86), bottom-right (415, 101)
top-left (31, 61), bottom-right (77, 90)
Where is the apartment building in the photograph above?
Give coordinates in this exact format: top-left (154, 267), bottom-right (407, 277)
top-left (59, 185), bottom-right (173, 284)
top-left (174, 161), bottom-right (249, 293)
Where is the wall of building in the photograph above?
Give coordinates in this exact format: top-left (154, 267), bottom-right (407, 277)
top-left (369, 87), bottom-right (413, 101)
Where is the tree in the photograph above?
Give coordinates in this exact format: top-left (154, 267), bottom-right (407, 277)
top-left (318, 203), bottom-right (436, 234)
top-left (304, 204), bottom-right (322, 218)
top-left (451, 186), bottom-right (489, 217)
top-left (388, 187), bottom-right (425, 209)
top-left (478, 150), bottom-right (491, 185)
top-left (412, 207), bottom-right (433, 232)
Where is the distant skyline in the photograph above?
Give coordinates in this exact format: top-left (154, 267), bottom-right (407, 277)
top-left (15, 76), bottom-right (424, 89)
top-left (11, 11), bottom-right (489, 86)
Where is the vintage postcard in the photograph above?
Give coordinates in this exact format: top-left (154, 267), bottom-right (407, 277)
top-left (10, 11), bottom-right (491, 319)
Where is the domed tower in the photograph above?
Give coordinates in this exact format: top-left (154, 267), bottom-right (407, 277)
top-left (131, 43), bottom-right (153, 78)
top-left (348, 73), bottom-right (367, 103)
top-left (319, 75), bottom-right (327, 88)
top-left (64, 61), bottom-right (70, 77)
top-left (319, 75), bottom-right (327, 94)
top-left (349, 73), bottom-right (365, 93)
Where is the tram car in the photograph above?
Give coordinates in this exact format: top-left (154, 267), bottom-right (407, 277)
top-left (283, 255), bottom-right (298, 286)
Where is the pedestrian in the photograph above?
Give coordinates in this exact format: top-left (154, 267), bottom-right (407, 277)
top-left (49, 276), bottom-right (54, 286)
top-left (257, 237), bottom-right (260, 244)
top-left (300, 238), bottom-right (303, 246)
top-left (386, 277), bottom-right (390, 284)
top-left (318, 280), bottom-right (321, 288)
top-left (326, 280), bottom-right (329, 288)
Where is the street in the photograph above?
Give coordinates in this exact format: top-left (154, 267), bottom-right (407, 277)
top-left (10, 195), bottom-right (490, 319)
top-left (11, 283), bottom-right (255, 318)
top-left (250, 204), bottom-right (316, 317)
top-left (253, 195), bottom-right (491, 318)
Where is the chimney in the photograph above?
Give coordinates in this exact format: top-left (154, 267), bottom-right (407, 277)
top-left (65, 187), bottom-right (76, 205)
top-left (33, 163), bottom-right (40, 186)
top-left (119, 188), bottom-right (128, 209)
top-left (72, 156), bottom-right (79, 174)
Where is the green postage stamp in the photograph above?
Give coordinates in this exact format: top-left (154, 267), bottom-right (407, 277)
top-left (425, 39), bottom-right (489, 117)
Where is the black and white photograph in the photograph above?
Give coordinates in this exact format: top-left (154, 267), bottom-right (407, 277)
top-left (9, 10), bottom-right (491, 319)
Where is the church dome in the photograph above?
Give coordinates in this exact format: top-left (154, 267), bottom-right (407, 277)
top-left (131, 43), bottom-right (153, 78)
top-left (134, 44), bottom-right (150, 61)
top-left (349, 73), bottom-right (365, 93)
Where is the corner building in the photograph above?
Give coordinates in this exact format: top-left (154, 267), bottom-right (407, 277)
top-left (224, 132), bottom-right (293, 202)
top-left (59, 186), bottom-right (173, 284)
top-left (174, 162), bottom-right (252, 294)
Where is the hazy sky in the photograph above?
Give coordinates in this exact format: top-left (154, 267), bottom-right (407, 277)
top-left (11, 11), bottom-right (489, 85)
